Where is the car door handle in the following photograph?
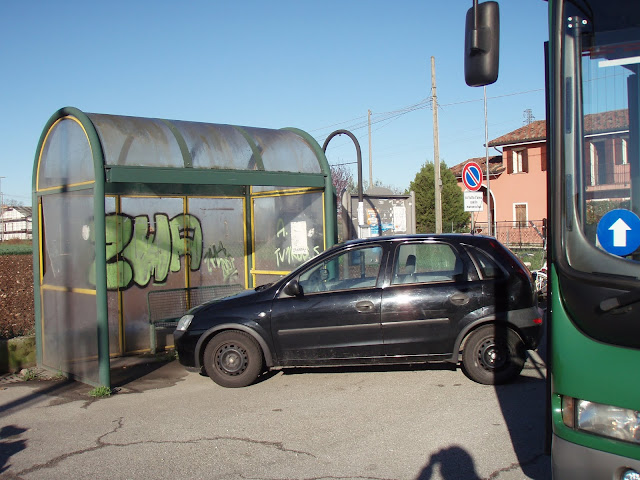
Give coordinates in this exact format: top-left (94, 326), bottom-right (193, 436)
top-left (449, 293), bottom-right (470, 305)
top-left (356, 301), bottom-right (375, 312)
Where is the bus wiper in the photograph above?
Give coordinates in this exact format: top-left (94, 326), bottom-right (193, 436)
top-left (599, 290), bottom-right (640, 312)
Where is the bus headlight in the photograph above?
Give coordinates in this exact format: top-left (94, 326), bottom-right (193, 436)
top-left (562, 396), bottom-right (640, 444)
top-left (622, 470), bottom-right (640, 480)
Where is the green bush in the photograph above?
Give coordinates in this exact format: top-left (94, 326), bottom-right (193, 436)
top-left (0, 241), bottom-right (32, 255)
top-left (511, 247), bottom-right (546, 271)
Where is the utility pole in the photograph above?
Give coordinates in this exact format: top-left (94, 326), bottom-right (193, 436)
top-left (368, 109), bottom-right (373, 188)
top-left (431, 56), bottom-right (443, 233)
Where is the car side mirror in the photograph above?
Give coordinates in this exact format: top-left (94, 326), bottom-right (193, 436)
top-left (464, 1), bottom-right (499, 87)
top-left (283, 279), bottom-right (303, 297)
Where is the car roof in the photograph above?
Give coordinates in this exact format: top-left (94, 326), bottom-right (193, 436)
top-left (337, 233), bottom-right (496, 248)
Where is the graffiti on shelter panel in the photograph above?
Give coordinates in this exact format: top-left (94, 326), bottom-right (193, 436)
top-left (98, 212), bottom-right (203, 289)
top-left (273, 217), bottom-right (321, 268)
top-left (203, 241), bottom-right (239, 283)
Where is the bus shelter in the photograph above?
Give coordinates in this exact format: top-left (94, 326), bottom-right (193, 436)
top-left (33, 106), bottom-right (336, 388)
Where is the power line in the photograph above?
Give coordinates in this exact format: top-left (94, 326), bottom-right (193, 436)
top-left (311, 87), bottom-right (544, 143)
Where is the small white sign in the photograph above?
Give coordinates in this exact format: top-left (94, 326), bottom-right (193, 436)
top-left (291, 221), bottom-right (308, 255)
top-left (393, 206), bottom-right (406, 232)
top-left (464, 191), bottom-right (484, 212)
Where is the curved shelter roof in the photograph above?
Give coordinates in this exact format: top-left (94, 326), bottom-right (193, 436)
top-left (35, 107), bottom-right (331, 193)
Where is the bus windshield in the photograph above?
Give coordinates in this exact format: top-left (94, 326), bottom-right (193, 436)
top-left (559, 4), bottom-right (640, 348)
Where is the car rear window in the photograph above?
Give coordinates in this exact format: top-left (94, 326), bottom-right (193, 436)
top-left (468, 247), bottom-right (504, 279)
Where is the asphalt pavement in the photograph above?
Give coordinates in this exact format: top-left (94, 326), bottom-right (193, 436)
top-left (0, 347), bottom-right (550, 480)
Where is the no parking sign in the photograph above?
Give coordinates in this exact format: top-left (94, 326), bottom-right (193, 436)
top-left (462, 162), bottom-right (483, 192)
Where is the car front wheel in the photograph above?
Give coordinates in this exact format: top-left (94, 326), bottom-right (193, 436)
top-left (203, 331), bottom-right (264, 388)
top-left (461, 324), bottom-right (525, 385)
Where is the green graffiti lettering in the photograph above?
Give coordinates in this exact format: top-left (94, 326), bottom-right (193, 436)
top-left (273, 245), bottom-right (321, 268)
top-left (105, 214), bottom-right (133, 289)
top-left (276, 218), bottom-right (287, 238)
top-left (122, 214), bottom-right (172, 287)
top-left (203, 241), bottom-right (239, 283)
top-left (169, 214), bottom-right (203, 272)
top-left (88, 212), bottom-right (205, 290)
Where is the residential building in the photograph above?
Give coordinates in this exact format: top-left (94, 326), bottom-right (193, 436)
top-left (450, 109), bottom-right (629, 245)
top-left (1, 206), bottom-right (33, 241)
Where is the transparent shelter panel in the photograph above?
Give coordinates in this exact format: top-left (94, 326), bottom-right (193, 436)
top-left (117, 196), bottom-right (186, 353)
top-left (170, 121), bottom-right (254, 170)
top-left (253, 192), bottom-right (325, 275)
top-left (188, 197), bottom-right (246, 288)
top-left (41, 191), bottom-right (97, 290)
top-left (243, 127), bottom-right (322, 174)
top-left (37, 116), bottom-right (94, 190)
top-left (42, 289), bottom-right (100, 385)
top-left (88, 113), bottom-right (184, 168)
top-left (253, 273), bottom-right (287, 286)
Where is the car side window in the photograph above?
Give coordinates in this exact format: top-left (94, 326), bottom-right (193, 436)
top-left (298, 246), bottom-right (383, 293)
top-left (392, 243), bottom-right (464, 285)
top-left (469, 248), bottom-right (504, 279)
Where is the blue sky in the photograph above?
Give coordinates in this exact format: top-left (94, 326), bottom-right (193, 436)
top-left (0, 1), bottom-right (548, 205)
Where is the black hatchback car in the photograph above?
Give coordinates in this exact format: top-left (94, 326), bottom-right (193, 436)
top-left (174, 234), bottom-right (542, 387)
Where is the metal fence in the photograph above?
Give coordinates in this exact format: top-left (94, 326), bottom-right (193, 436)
top-left (472, 220), bottom-right (546, 249)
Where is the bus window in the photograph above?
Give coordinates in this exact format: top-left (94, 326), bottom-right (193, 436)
top-left (559, 6), bottom-right (640, 348)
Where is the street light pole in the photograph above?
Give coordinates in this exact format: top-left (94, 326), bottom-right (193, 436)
top-left (484, 86), bottom-right (492, 236)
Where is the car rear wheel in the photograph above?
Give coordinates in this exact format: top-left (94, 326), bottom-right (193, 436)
top-left (461, 324), bottom-right (525, 385)
top-left (203, 331), bottom-right (264, 388)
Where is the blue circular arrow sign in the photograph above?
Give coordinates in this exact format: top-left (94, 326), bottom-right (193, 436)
top-left (596, 209), bottom-right (640, 257)
top-left (462, 162), bottom-right (483, 192)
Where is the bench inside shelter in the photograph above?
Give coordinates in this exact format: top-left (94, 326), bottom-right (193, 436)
top-left (147, 284), bottom-right (245, 353)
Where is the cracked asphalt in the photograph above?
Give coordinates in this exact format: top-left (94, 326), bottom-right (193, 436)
top-left (0, 355), bottom-right (551, 480)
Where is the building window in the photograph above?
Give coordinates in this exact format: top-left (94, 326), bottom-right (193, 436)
top-left (589, 140), bottom-right (613, 185)
top-left (614, 137), bottom-right (628, 166)
top-left (514, 203), bottom-right (527, 227)
top-left (509, 149), bottom-right (528, 174)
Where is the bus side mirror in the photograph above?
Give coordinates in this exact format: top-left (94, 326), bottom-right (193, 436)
top-left (464, 1), bottom-right (500, 87)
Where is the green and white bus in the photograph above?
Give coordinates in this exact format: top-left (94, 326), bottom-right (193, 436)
top-left (467, 1), bottom-right (640, 477)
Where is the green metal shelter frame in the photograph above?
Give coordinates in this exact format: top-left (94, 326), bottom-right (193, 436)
top-left (33, 106), bottom-right (336, 388)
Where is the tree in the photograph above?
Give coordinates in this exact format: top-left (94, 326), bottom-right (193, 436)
top-left (6, 198), bottom-right (24, 207)
top-left (330, 164), bottom-right (353, 201)
top-left (409, 162), bottom-right (469, 233)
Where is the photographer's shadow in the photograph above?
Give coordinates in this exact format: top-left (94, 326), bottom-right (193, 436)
top-left (417, 445), bottom-right (481, 480)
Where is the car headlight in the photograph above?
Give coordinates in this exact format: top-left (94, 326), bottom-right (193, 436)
top-left (562, 396), bottom-right (640, 444)
top-left (176, 314), bottom-right (194, 331)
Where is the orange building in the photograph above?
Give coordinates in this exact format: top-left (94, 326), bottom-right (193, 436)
top-left (451, 109), bottom-right (629, 245)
